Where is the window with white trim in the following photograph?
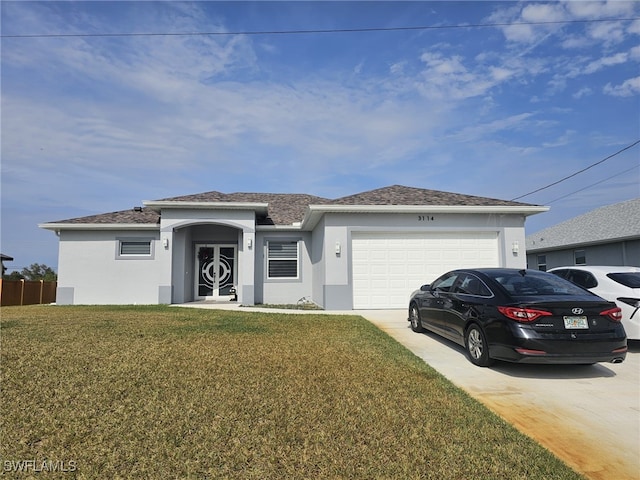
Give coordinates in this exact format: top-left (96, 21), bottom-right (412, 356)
top-left (116, 239), bottom-right (154, 259)
top-left (267, 240), bottom-right (299, 278)
top-left (537, 254), bottom-right (547, 271)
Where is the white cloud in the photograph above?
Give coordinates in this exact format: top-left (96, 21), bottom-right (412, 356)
top-left (389, 61), bottom-right (406, 75)
top-left (565, 1), bottom-right (636, 19)
top-left (572, 87), bottom-right (593, 99)
top-left (448, 112), bottom-right (535, 142)
top-left (542, 130), bottom-right (575, 148)
top-left (416, 52), bottom-right (517, 101)
top-left (586, 21), bottom-right (627, 44)
top-left (603, 76), bottom-right (640, 96)
top-left (520, 3), bottom-right (566, 23)
top-left (583, 52), bottom-right (628, 74)
top-left (489, 1), bottom-right (638, 48)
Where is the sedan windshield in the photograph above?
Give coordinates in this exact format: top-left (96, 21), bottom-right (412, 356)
top-left (487, 271), bottom-right (590, 296)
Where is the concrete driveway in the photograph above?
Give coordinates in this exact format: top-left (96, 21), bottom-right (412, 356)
top-left (360, 309), bottom-right (640, 480)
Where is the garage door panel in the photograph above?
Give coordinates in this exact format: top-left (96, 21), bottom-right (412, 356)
top-left (352, 231), bottom-right (499, 309)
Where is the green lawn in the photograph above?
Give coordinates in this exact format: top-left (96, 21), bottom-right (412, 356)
top-left (0, 306), bottom-right (583, 479)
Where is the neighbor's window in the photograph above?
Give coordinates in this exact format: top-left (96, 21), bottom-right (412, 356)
top-left (574, 250), bottom-right (586, 265)
top-left (537, 255), bottom-right (547, 271)
top-left (267, 240), bottom-right (299, 278)
top-left (117, 239), bottom-right (153, 259)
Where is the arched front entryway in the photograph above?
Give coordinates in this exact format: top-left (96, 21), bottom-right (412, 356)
top-left (164, 219), bottom-right (255, 305)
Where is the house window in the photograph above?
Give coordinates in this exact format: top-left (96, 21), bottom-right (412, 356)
top-left (574, 250), bottom-right (586, 265)
top-left (537, 255), bottom-right (547, 271)
top-left (117, 239), bottom-right (154, 259)
top-left (267, 241), bottom-right (299, 278)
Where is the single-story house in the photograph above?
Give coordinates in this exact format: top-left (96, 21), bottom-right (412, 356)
top-left (526, 198), bottom-right (640, 270)
top-left (40, 185), bottom-right (547, 309)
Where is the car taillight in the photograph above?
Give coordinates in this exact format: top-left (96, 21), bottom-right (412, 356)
top-left (600, 307), bottom-right (623, 322)
top-left (498, 306), bottom-right (553, 322)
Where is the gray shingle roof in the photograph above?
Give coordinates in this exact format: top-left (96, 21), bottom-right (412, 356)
top-left (49, 208), bottom-right (160, 225)
top-left (155, 191), bottom-right (333, 225)
top-left (331, 185), bottom-right (532, 207)
top-left (49, 185), bottom-right (539, 226)
top-left (526, 198), bottom-right (640, 252)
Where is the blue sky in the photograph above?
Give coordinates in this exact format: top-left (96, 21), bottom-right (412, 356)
top-left (2, 1), bottom-right (639, 273)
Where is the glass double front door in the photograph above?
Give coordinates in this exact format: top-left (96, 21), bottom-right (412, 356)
top-left (195, 244), bottom-right (237, 300)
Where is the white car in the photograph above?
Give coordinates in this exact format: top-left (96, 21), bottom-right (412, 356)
top-left (549, 266), bottom-right (640, 340)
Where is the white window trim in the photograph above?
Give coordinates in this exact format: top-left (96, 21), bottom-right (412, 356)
top-left (116, 238), bottom-right (155, 260)
top-left (266, 239), bottom-right (300, 280)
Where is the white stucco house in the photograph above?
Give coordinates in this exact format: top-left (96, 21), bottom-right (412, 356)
top-left (39, 185), bottom-right (548, 309)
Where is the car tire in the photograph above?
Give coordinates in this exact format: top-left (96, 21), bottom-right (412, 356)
top-left (409, 303), bottom-right (424, 333)
top-left (465, 324), bottom-right (493, 367)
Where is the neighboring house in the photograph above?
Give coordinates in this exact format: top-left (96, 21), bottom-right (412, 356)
top-left (1, 254), bottom-right (14, 276)
top-left (39, 185), bottom-right (547, 309)
top-left (525, 198), bottom-right (640, 271)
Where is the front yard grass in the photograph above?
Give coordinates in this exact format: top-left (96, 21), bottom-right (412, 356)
top-left (0, 306), bottom-right (583, 479)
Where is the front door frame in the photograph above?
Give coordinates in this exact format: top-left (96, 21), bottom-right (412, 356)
top-left (194, 243), bottom-right (237, 301)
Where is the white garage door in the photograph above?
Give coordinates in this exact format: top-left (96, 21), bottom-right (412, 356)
top-left (352, 231), bottom-right (499, 309)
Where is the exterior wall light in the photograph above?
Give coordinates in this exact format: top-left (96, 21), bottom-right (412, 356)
top-left (162, 237), bottom-right (169, 249)
top-left (512, 241), bottom-right (519, 255)
top-left (335, 241), bottom-right (341, 256)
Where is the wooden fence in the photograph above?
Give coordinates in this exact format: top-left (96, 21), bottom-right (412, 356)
top-left (0, 279), bottom-right (57, 306)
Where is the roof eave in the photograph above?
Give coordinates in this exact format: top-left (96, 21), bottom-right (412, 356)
top-left (39, 223), bottom-right (160, 232)
top-left (256, 224), bottom-right (303, 231)
top-left (526, 233), bottom-right (640, 253)
top-left (143, 200), bottom-right (269, 214)
top-left (301, 204), bottom-right (549, 230)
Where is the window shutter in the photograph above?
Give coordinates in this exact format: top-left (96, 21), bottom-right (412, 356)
top-left (121, 241), bottom-right (151, 255)
top-left (268, 241), bottom-right (298, 278)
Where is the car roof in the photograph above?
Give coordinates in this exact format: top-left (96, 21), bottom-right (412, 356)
top-left (458, 268), bottom-right (539, 274)
top-left (549, 266), bottom-right (640, 273)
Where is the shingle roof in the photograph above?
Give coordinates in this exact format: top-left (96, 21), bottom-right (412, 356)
top-left (526, 198), bottom-right (640, 252)
top-left (155, 191), bottom-right (333, 225)
top-left (331, 185), bottom-right (532, 207)
top-left (48, 185), bottom-right (539, 226)
top-left (48, 208), bottom-right (160, 225)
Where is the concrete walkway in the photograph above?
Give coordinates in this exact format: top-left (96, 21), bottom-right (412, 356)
top-left (176, 303), bottom-right (640, 480)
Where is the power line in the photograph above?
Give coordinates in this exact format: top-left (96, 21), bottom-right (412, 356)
top-left (545, 164), bottom-right (640, 205)
top-left (2, 17), bottom-right (638, 39)
top-left (510, 139), bottom-right (640, 201)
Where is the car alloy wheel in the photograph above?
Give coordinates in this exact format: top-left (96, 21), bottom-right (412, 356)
top-left (409, 304), bottom-right (424, 333)
top-left (465, 324), bottom-right (493, 367)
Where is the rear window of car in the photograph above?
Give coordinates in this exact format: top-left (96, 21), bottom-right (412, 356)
top-left (607, 272), bottom-right (640, 288)
top-left (488, 271), bottom-right (589, 296)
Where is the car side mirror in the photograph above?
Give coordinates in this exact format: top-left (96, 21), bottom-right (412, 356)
top-left (420, 284), bottom-right (430, 291)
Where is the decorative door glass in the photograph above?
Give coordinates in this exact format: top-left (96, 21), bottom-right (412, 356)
top-left (197, 246), bottom-right (215, 297)
top-left (217, 247), bottom-right (235, 296)
top-left (196, 245), bottom-right (236, 299)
